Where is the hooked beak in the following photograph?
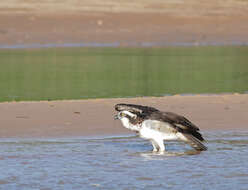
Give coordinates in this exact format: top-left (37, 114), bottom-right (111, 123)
top-left (114, 114), bottom-right (119, 120)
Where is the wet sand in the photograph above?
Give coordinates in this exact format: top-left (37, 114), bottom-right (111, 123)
top-left (0, 94), bottom-right (247, 138)
top-left (1, 0), bottom-right (248, 46)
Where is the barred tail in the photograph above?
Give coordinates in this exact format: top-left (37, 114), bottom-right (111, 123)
top-left (182, 134), bottom-right (207, 151)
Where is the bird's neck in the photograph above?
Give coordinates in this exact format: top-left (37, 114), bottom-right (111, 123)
top-left (120, 117), bottom-right (141, 132)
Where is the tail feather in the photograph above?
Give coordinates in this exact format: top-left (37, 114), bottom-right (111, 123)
top-left (182, 134), bottom-right (207, 151)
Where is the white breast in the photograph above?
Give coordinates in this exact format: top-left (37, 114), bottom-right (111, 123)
top-left (139, 120), bottom-right (179, 141)
top-left (120, 117), bottom-right (140, 132)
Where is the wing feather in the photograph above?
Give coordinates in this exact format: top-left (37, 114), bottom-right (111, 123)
top-left (115, 103), bottom-right (205, 141)
top-left (115, 103), bottom-right (159, 114)
top-left (148, 111), bottom-right (204, 141)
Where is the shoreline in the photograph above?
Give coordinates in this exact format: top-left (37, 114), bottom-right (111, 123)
top-left (1, 94), bottom-right (247, 138)
top-left (0, 92), bottom-right (247, 103)
top-left (1, 42), bottom-right (248, 50)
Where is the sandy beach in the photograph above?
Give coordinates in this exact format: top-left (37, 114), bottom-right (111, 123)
top-left (0, 94), bottom-right (247, 138)
top-left (0, 0), bottom-right (248, 46)
top-left (0, 1), bottom-right (248, 137)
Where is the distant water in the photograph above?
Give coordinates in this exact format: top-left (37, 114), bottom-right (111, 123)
top-left (1, 42), bottom-right (248, 49)
top-left (0, 131), bottom-right (248, 190)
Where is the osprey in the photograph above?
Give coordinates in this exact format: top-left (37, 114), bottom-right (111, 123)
top-left (114, 103), bottom-right (207, 152)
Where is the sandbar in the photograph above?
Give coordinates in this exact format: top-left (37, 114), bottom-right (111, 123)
top-left (0, 94), bottom-right (247, 138)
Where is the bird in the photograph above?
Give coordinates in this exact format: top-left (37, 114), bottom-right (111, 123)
top-left (114, 103), bottom-right (207, 152)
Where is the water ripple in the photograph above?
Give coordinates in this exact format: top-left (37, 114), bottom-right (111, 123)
top-left (0, 131), bottom-right (247, 189)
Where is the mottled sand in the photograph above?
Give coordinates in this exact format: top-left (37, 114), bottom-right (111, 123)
top-left (0, 94), bottom-right (247, 138)
top-left (0, 0), bottom-right (248, 46)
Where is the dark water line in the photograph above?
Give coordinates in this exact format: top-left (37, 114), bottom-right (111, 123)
top-left (0, 134), bottom-right (136, 143)
top-left (0, 42), bottom-right (120, 49)
top-left (1, 41), bottom-right (248, 49)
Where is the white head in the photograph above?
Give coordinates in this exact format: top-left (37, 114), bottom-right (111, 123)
top-left (117, 110), bottom-right (137, 119)
top-left (114, 111), bottom-right (141, 132)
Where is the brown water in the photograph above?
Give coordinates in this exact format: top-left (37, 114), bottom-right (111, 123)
top-left (0, 131), bottom-right (247, 190)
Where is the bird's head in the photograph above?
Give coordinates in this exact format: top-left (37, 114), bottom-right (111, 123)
top-left (114, 110), bottom-right (141, 131)
top-left (114, 110), bottom-right (137, 121)
top-left (114, 103), bottom-right (153, 132)
top-left (114, 103), bottom-right (150, 124)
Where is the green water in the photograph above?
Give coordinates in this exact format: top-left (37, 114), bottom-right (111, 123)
top-left (0, 46), bottom-right (247, 102)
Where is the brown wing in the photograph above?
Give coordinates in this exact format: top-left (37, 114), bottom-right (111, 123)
top-left (162, 112), bottom-right (199, 131)
top-left (115, 103), bottom-right (159, 114)
top-left (148, 111), bottom-right (205, 141)
top-left (115, 103), bottom-right (205, 141)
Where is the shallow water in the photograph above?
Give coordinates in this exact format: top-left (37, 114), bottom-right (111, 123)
top-left (0, 131), bottom-right (247, 190)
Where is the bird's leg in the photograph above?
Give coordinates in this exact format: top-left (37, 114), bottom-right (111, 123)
top-left (156, 139), bottom-right (165, 152)
top-left (150, 140), bottom-right (159, 152)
